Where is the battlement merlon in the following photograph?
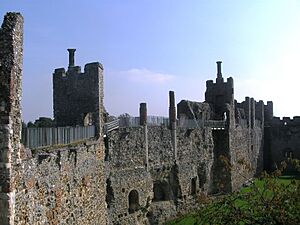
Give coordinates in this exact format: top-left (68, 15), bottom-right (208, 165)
top-left (84, 62), bottom-right (104, 71)
top-left (264, 101), bottom-right (273, 123)
top-left (206, 77), bottom-right (234, 88)
top-left (255, 100), bottom-right (264, 122)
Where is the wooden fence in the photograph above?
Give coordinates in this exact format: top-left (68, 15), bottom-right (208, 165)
top-left (22, 125), bottom-right (95, 149)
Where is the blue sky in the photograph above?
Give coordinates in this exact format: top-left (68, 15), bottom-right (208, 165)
top-left (1, 0), bottom-right (300, 122)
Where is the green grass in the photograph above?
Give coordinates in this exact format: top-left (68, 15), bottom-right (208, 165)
top-left (167, 214), bottom-right (199, 225)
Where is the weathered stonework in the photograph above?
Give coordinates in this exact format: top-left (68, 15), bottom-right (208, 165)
top-left (0, 12), bottom-right (23, 225)
top-left (105, 126), bottom-right (215, 224)
top-left (265, 116), bottom-right (300, 171)
top-left (104, 62), bottom-right (267, 224)
top-left (13, 141), bottom-right (106, 225)
top-left (1, 11), bottom-right (300, 225)
top-left (0, 13), bottom-right (107, 225)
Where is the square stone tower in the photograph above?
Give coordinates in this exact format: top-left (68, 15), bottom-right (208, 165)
top-left (53, 49), bottom-right (104, 135)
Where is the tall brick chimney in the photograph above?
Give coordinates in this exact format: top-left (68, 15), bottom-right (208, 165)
top-left (216, 61), bottom-right (222, 78)
top-left (67, 48), bottom-right (76, 67)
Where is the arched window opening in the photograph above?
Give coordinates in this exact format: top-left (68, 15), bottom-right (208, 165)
top-left (128, 190), bottom-right (139, 214)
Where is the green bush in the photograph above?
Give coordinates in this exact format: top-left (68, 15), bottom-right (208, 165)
top-left (168, 159), bottom-right (300, 225)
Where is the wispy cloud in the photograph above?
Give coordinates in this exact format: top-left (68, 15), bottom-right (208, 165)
top-left (116, 68), bottom-right (175, 84)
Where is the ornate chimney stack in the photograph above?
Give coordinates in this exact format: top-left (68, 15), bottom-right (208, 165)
top-left (67, 48), bottom-right (76, 67)
top-left (216, 61), bottom-right (222, 78)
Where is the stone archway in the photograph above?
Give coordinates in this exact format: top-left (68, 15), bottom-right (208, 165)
top-left (128, 190), bottom-right (139, 214)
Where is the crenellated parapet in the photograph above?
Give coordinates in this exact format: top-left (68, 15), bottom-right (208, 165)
top-left (265, 116), bottom-right (300, 171)
top-left (205, 76), bottom-right (234, 105)
top-left (271, 116), bottom-right (300, 127)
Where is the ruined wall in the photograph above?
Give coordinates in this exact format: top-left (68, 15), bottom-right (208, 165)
top-left (176, 127), bottom-right (214, 202)
top-left (106, 118), bottom-right (266, 224)
top-left (266, 117), bottom-right (300, 171)
top-left (13, 141), bottom-right (107, 224)
top-left (14, 56), bottom-right (107, 224)
top-left (229, 121), bottom-right (264, 190)
top-left (0, 12), bottom-right (23, 225)
top-left (105, 113), bottom-right (267, 224)
top-left (230, 98), bottom-right (265, 190)
top-left (53, 56), bottom-right (104, 134)
top-left (210, 130), bottom-right (232, 193)
top-left (177, 100), bottom-right (212, 121)
top-left (0, 13), bottom-right (107, 224)
top-left (105, 126), bottom-right (173, 225)
top-left (45, 58), bottom-right (268, 225)
top-left (106, 125), bottom-right (216, 225)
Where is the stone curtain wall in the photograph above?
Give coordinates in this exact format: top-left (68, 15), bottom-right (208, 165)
top-left (229, 122), bottom-right (264, 190)
top-left (229, 98), bottom-right (265, 190)
top-left (13, 141), bottom-right (107, 224)
top-left (0, 13), bottom-right (23, 225)
top-left (105, 96), bottom-right (267, 224)
top-left (106, 126), bottom-right (216, 224)
top-left (267, 117), bottom-right (300, 170)
top-left (106, 123), bottom-right (265, 224)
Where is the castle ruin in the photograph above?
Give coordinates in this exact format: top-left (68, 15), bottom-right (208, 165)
top-left (0, 12), bottom-right (299, 225)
